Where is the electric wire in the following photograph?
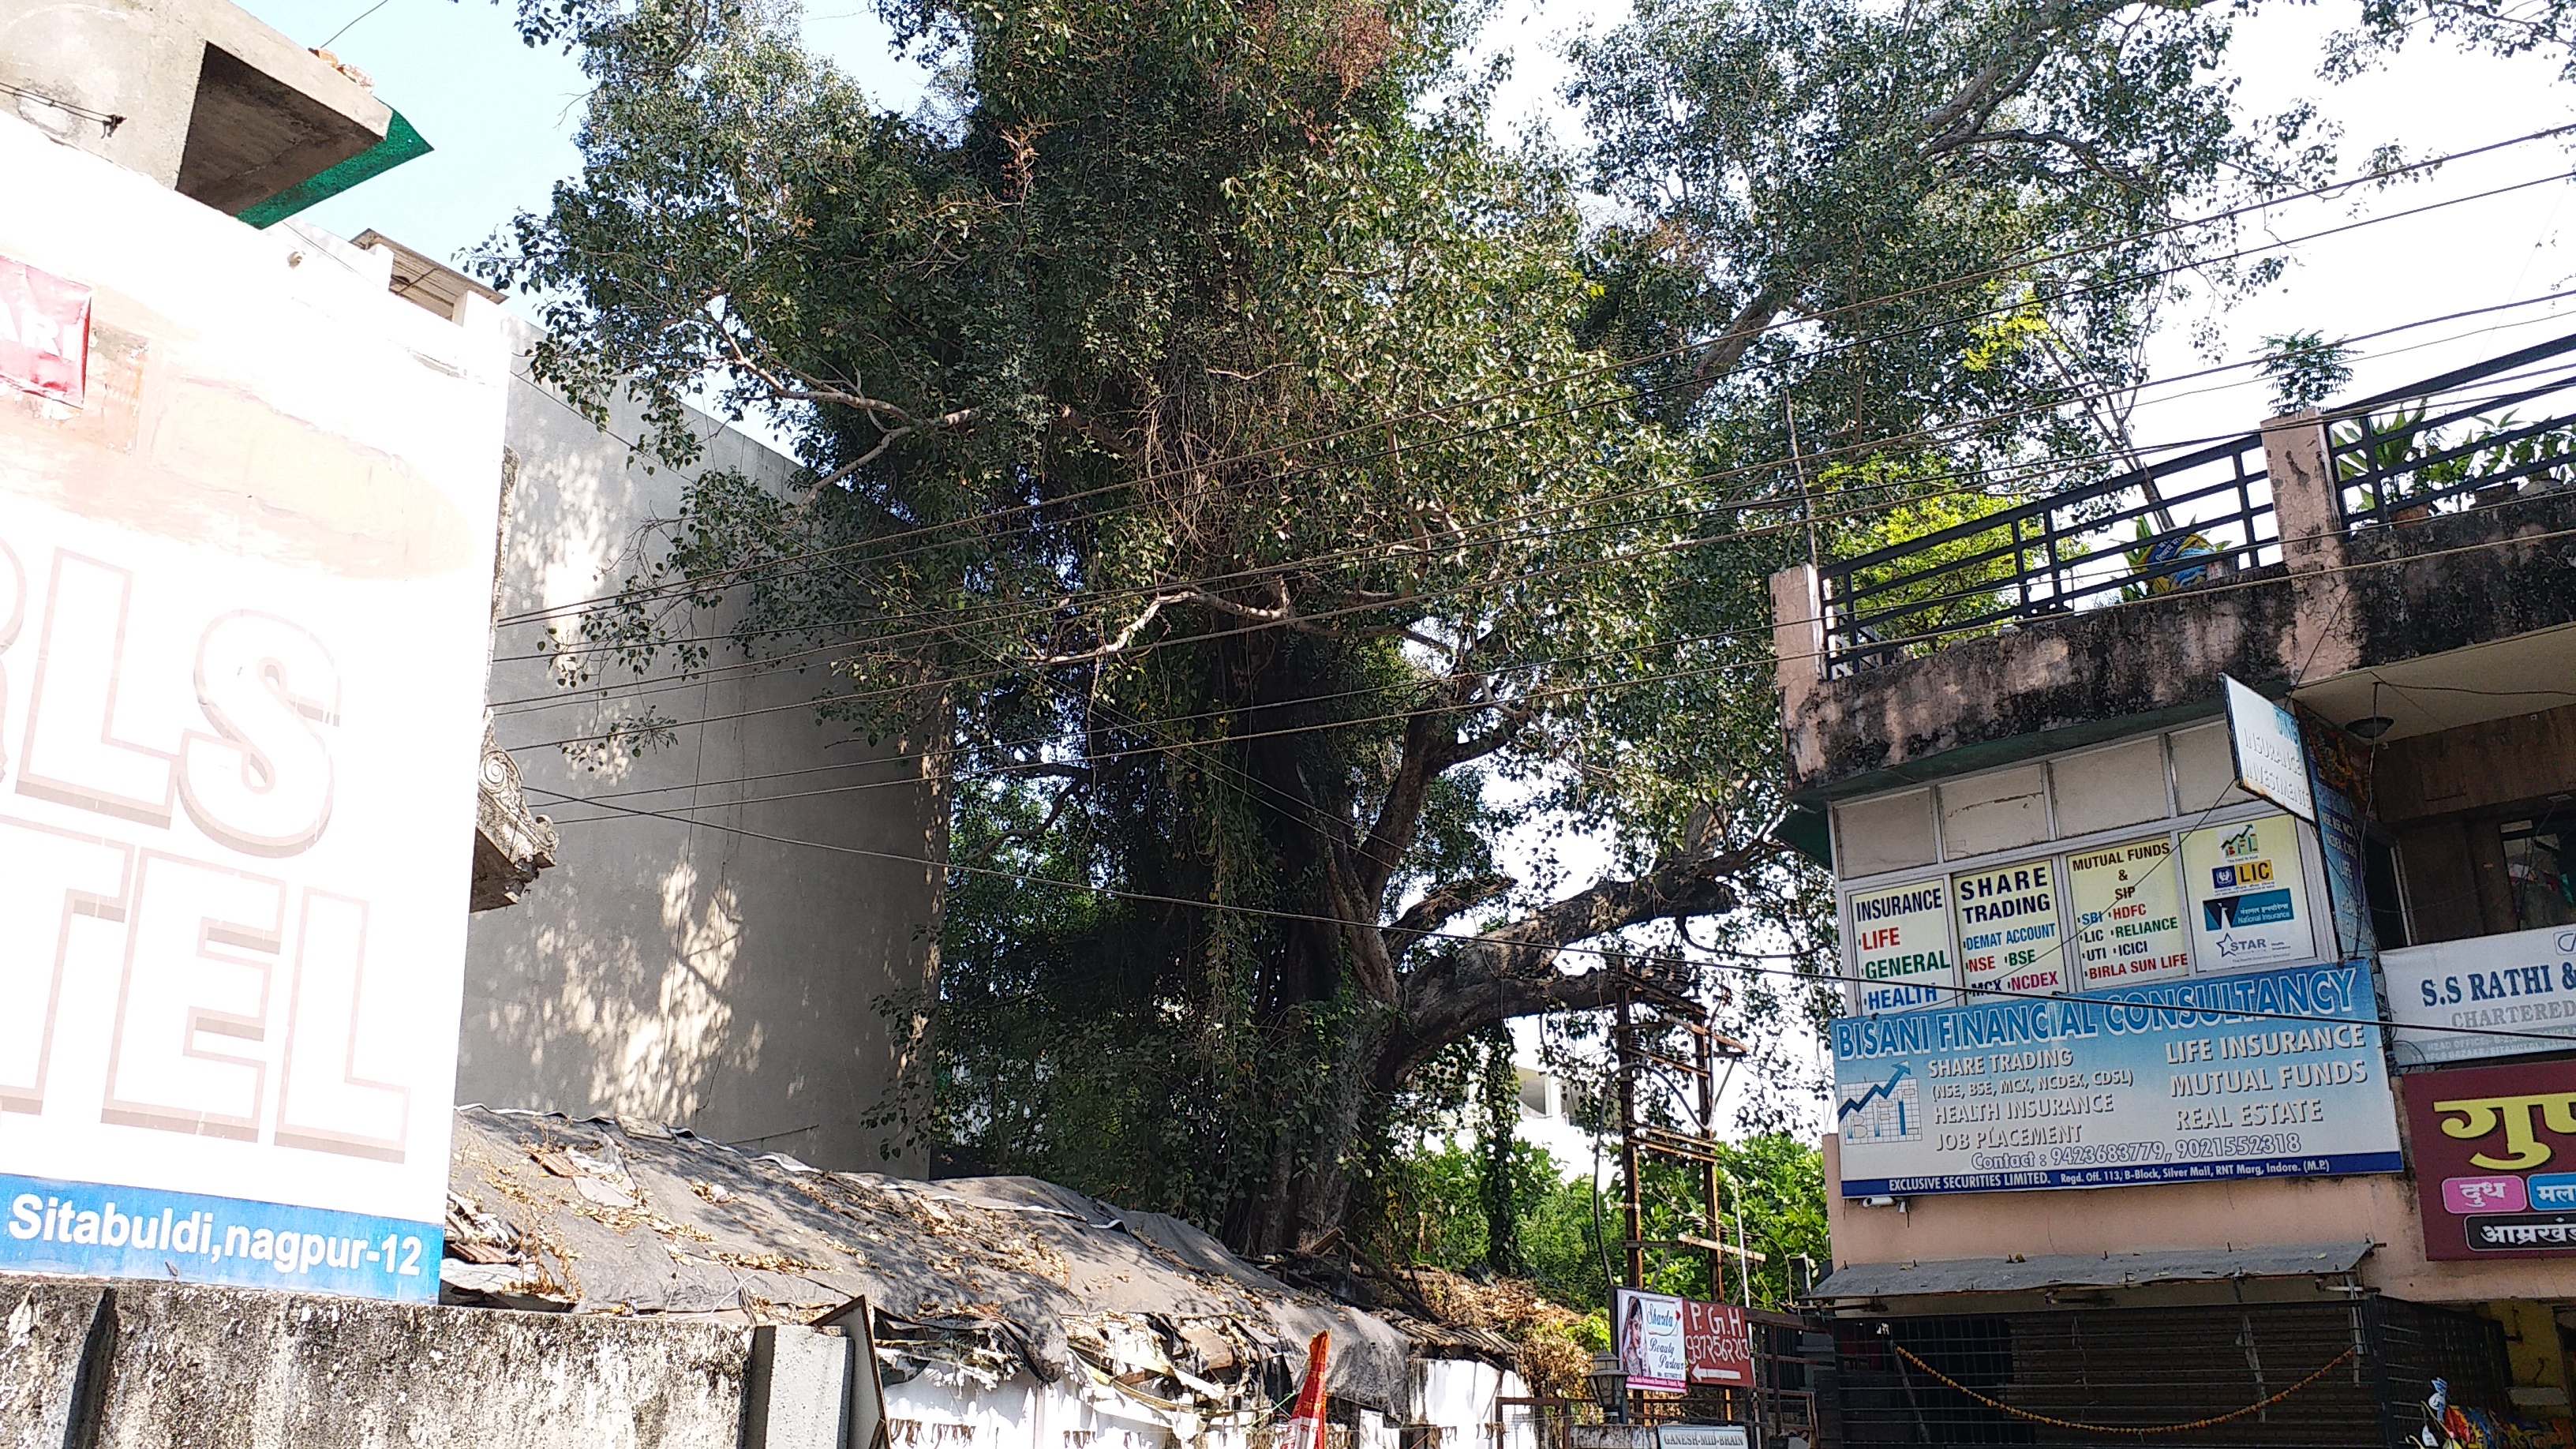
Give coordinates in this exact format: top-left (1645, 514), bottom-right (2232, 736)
top-left (489, 339), bottom-right (2576, 725)
top-left (489, 128), bottom-right (2576, 631)
top-left (503, 301), bottom-right (2576, 756)
top-left (485, 280), bottom-right (2576, 731)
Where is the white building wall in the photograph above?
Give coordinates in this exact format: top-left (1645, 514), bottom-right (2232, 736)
top-left (457, 313), bottom-right (940, 1174)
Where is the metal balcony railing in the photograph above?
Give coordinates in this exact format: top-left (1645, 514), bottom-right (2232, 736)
top-left (2331, 331), bottom-right (2576, 529)
top-left (1818, 330), bottom-right (2576, 672)
top-left (1821, 430), bottom-right (2275, 672)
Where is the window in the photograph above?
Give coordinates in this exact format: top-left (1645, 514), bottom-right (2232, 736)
top-left (2502, 813), bottom-right (2576, 932)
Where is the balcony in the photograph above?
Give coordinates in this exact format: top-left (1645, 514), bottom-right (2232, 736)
top-left (1771, 332), bottom-right (2576, 807)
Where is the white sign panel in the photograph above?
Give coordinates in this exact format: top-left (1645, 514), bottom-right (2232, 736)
top-left (2386, 925), bottom-right (2576, 1066)
top-left (2067, 837), bottom-right (2192, 989)
top-left (0, 119), bottom-right (504, 1301)
top-left (1833, 960), bottom-right (2402, 1196)
top-left (2180, 814), bottom-right (2317, 972)
top-left (1953, 860), bottom-right (2066, 997)
top-left (1847, 878), bottom-right (1956, 1013)
top-left (2223, 676), bottom-right (2315, 822)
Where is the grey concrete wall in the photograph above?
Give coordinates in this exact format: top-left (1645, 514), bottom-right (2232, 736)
top-left (459, 314), bottom-right (939, 1175)
top-left (0, 1276), bottom-right (751, 1447)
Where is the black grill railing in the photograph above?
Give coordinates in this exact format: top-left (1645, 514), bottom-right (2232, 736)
top-left (2331, 330), bottom-right (2576, 529)
top-left (1820, 430), bottom-right (2274, 672)
top-left (1817, 330), bottom-right (2576, 672)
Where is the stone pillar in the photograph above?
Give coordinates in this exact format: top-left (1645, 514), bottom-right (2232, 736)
top-left (1771, 563), bottom-right (1825, 705)
top-left (2260, 410), bottom-right (2361, 683)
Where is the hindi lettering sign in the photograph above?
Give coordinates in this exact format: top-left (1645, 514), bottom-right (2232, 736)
top-left (1953, 860), bottom-right (2065, 997)
top-left (1846, 878), bottom-right (1956, 1013)
top-left (2405, 1058), bottom-right (2576, 1260)
top-left (2384, 925), bottom-right (2576, 1067)
top-left (0, 134), bottom-right (505, 1301)
top-left (2066, 837), bottom-right (2192, 990)
top-left (2179, 814), bottom-right (2317, 972)
top-left (1833, 960), bottom-right (2402, 1197)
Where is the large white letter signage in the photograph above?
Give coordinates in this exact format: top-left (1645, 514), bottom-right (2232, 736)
top-left (0, 124), bottom-right (505, 1301)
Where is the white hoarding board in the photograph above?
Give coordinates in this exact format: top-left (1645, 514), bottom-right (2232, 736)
top-left (2223, 676), bottom-right (2315, 822)
top-left (0, 118), bottom-right (504, 1301)
top-left (2180, 814), bottom-right (2317, 973)
top-left (1847, 878), bottom-right (1956, 1013)
top-left (1833, 960), bottom-right (2402, 1196)
top-left (1953, 859), bottom-right (2066, 997)
top-left (2386, 925), bottom-right (2576, 1066)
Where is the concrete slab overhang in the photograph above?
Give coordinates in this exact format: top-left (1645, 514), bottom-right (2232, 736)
top-left (0, 0), bottom-right (396, 213)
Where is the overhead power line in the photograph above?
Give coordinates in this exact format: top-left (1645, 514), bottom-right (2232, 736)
top-left (497, 294), bottom-right (2576, 752)
top-left (489, 126), bottom-right (2576, 632)
top-left (537, 512), bottom-right (2576, 825)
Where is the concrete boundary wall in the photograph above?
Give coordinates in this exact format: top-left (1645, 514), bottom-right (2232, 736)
top-left (1, 1276), bottom-right (751, 1448)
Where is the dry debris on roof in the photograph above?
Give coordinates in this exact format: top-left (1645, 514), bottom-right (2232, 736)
top-left (442, 1107), bottom-right (1413, 1413)
top-left (1267, 1257), bottom-right (1592, 1402)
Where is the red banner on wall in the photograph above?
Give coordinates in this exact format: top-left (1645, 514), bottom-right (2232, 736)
top-left (1682, 1301), bottom-right (1754, 1385)
top-left (2405, 1058), bottom-right (2576, 1260)
top-left (0, 255), bottom-right (90, 406)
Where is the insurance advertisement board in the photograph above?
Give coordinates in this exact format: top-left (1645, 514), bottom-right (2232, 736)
top-left (2405, 1058), bottom-right (2576, 1260)
top-left (1833, 960), bottom-right (2402, 1197)
top-left (1613, 1289), bottom-right (1753, 1391)
top-left (0, 124), bottom-right (504, 1300)
top-left (2180, 814), bottom-right (2317, 972)
top-left (1845, 878), bottom-right (1955, 1013)
top-left (1953, 860), bottom-right (2065, 997)
top-left (2066, 837), bottom-right (2192, 990)
top-left (2385, 925), bottom-right (2576, 1066)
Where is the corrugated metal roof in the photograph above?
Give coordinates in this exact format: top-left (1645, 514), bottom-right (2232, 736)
top-left (1810, 1241), bottom-right (2374, 1299)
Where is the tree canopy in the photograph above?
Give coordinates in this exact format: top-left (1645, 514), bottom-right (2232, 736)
top-left (485, 0), bottom-right (2443, 1252)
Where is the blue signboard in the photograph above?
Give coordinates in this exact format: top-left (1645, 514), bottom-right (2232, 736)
top-left (0, 1173), bottom-right (440, 1301)
top-left (1833, 960), bottom-right (2404, 1197)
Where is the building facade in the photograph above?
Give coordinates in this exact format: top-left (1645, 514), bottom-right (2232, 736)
top-left (2, 0), bottom-right (946, 1174)
top-left (1774, 335), bottom-right (2576, 1444)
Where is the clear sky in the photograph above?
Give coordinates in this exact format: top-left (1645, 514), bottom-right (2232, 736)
top-left (253, 0), bottom-right (2575, 444)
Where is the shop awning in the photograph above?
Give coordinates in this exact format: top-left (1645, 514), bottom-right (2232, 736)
top-left (1811, 1241), bottom-right (2374, 1299)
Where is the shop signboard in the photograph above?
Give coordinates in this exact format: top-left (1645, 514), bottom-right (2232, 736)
top-left (2066, 837), bottom-right (2192, 990)
top-left (1953, 861), bottom-right (2065, 998)
top-left (1846, 878), bottom-right (1956, 1013)
top-left (1832, 960), bottom-right (2402, 1197)
top-left (1615, 1289), bottom-right (1753, 1391)
top-left (2384, 925), bottom-right (2576, 1066)
top-left (0, 253), bottom-right (88, 406)
top-left (2298, 706), bottom-right (2376, 959)
top-left (1658, 1428), bottom-right (1750, 1449)
top-left (0, 131), bottom-right (505, 1301)
top-left (1616, 1287), bottom-right (1689, 1391)
top-left (2404, 1058), bottom-right (2576, 1260)
top-left (2179, 814), bottom-right (2317, 972)
top-left (2223, 676), bottom-right (2315, 822)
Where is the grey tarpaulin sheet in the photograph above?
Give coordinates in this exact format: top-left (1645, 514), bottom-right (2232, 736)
top-left (444, 1107), bottom-right (1411, 1411)
top-left (1810, 1240), bottom-right (2375, 1299)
